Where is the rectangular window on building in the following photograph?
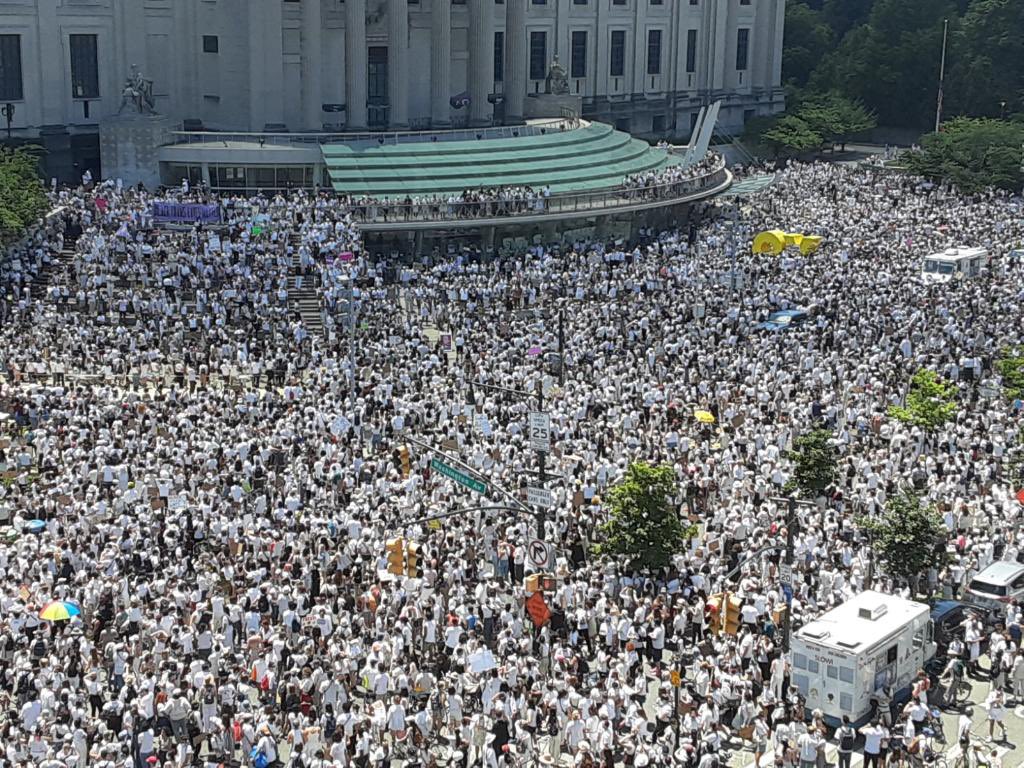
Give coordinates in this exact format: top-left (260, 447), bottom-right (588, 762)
top-left (646, 29), bottom-right (661, 75)
top-left (202, 35), bottom-right (219, 53)
top-left (69, 34), bottom-right (99, 99)
top-left (529, 31), bottom-right (547, 81)
top-left (686, 29), bottom-right (697, 73)
top-left (610, 30), bottom-right (625, 77)
top-left (574, 0), bottom-right (588, 4)
top-left (0, 35), bottom-right (23, 101)
top-left (740, 0), bottom-right (751, 4)
top-left (494, 31), bottom-right (504, 82)
top-left (651, 0), bottom-right (664, 5)
top-left (532, 0), bottom-right (547, 4)
top-left (736, 28), bottom-right (749, 71)
top-left (613, 0), bottom-right (627, 5)
top-left (571, 31), bottom-right (587, 78)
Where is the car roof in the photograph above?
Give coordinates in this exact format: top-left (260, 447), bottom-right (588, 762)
top-left (929, 600), bottom-right (964, 620)
top-left (972, 560), bottom-right (1024, 585)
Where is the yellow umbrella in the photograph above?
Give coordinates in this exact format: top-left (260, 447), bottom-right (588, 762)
top-left (694, 410), bottom-right (716, 424)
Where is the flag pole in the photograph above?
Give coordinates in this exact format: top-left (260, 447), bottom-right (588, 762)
top-left (934, 18), bottom-right (949, 133)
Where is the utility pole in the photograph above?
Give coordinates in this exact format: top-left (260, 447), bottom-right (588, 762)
top-left (934, 18), bottom-right (949, 134)
top-left (536, 378), bottom-right (546, 540)
top-left (558, 307), bottom-right (565, 387)
top-left (782, 495), bottom-right (796, 652)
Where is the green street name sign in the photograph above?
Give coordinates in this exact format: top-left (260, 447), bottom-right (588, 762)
top-left (430, 458), bottom-right (487, 494)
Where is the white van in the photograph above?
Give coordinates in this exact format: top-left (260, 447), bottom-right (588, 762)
top-left (790, 591), bottom-right (936, 726)
top-left (921, 247), bottom-right (990, 283)
top-left (965, 560), bottom-right (1024, 615)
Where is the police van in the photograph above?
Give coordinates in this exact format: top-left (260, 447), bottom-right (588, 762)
top-left (790, 591), bottom-right (936, 726)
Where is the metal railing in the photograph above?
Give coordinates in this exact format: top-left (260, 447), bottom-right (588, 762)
top-left (346, 161), bottom-right (729, 225)
top-left (166, 117), bottom-right (582, 150)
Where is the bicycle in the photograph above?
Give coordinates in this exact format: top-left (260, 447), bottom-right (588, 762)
top-left (953, 744), bottom-right (993, 768)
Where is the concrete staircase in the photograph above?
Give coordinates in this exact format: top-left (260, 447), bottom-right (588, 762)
top-left (287, 236), bottom-right (324, 337)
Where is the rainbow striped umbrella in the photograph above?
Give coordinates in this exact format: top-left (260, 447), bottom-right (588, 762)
top-left (38, 600), bottom-right (81, 621)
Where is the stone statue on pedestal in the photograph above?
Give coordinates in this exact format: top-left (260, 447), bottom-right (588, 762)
top-left (545, 56), bottom-right (570, 96)
top-left (117, 65), bottom-right (157, 116)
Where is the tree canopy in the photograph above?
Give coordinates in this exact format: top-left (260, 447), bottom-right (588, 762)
top-left (858, 490), bottom-right (948, 590)
top-left (785, 429), bottom-right (838, 500)
top-left (888, 369), bottom-right (958, 432)
top-left (903, 117), bottom-right (1024, 192)
top-left (746, 93), bottom-right (877, 156)
top-left (782, 0), bottom-right (1024, 131)
top-left (592, 462), bottom-right (696, 571)
top-left (0, 147), bottom-right (48, 246)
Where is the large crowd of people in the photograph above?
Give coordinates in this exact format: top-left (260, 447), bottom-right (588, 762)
top-left (0, 158), bottom-right (1022, 768)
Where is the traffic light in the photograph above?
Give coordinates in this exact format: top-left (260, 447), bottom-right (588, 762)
top-left (706, 593), bottom-right (723, 635)
top-left (399, 446), bottom-right (410, 478)
top-left (723, 593), bottom-right (742, 636)
top-left (405, 541), bottom-right (423, 578)
top-left (386, 537), bottom-right (405, 575)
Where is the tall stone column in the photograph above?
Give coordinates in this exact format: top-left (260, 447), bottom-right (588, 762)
top-left (503, 0), bottom-right (527, 124)
top-left (302, 0), bottom-right (324, 131)
top-left (431, 0), bottom-right (452, 127)
top-left (468, 0), bottom-right (494, 126)
top-left (389, 0), bottom-right (409, 128)
top-left (346, 0), bottom-right (368, 130)
top-left (249, 0), bottom-right (284, 129)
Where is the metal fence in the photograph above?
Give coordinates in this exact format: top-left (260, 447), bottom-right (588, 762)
top-left (347, 162), bottom-right (729, 224)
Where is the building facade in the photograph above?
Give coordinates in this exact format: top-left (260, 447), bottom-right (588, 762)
top-left (0, 0), bottom-right (784, 182)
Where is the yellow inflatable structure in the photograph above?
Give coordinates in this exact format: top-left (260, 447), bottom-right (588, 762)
top-left (751, 229), bottom-right (823, 256)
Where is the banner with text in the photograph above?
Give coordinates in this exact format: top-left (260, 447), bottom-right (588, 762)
top-left (151, 202), bottom-right (223, 224)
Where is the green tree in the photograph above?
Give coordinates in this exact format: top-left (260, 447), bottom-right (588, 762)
top-left (592, 462), bottom-right (696, 571)
top-left (762, 114), bottom-right (824, 155)
top-left (800, 93), bottom-right (878, 148)
top-left (996, 347), bottom-right (1024, 401)
top-left (811, 0), bottom-right (956, 128)
top-left (822, 0), bottom-right (876, 38)
top-left (903, 117), bottom-right (1024, 192)
top-left (785, 429), bottom-right (838, 499)
top-left (0, 147), bottom-right (48, 245)
top-left (947, 0), bottom-right (1024, 118)
top-left (783, 2), bottom-right (836, 88)
top-left (858, 490), bottom-right (947, 591)
top-left (888, 369), bottom-right (958, 432)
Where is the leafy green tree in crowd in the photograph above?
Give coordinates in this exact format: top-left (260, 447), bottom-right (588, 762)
top-left (946, 0), bottom-right (1024, 118)
top-left (858, 490), bottom-right (948, 593)
top-left (782, 2), bottom-right (835, 88)
top-left (785, 429), bottom-right (838, 500)
top-left (0, 147), bottom-right (48, 245)
top-left (888, 369), bottom-right (958, 433)
top-left (904, 117), bottom-right (1024, 192)
top-left (996, 347), bottom-right (1024, 402)
top-left (592, 462), bottom-right (697, 571)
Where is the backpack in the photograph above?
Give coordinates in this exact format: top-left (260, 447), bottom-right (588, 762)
top-left (839, 727), bottom-right (855, 752)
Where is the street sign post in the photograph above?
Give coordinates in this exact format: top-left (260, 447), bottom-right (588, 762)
top-left (527, 538), bottom-right (551, 570)
top-left (528, 411), bottom-right (550, 453)
top-left (526, 486), bottom-right (554, 509)
top-left (430, 458), bottom-right (487, 494)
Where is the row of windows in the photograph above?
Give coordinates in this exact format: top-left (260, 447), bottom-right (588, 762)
top-left (0, 33), bottom-right (99, 102)
top-left (529, 27), bottom-right (748, 81)
top-left (0, 24), bottom-right (751, 104)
